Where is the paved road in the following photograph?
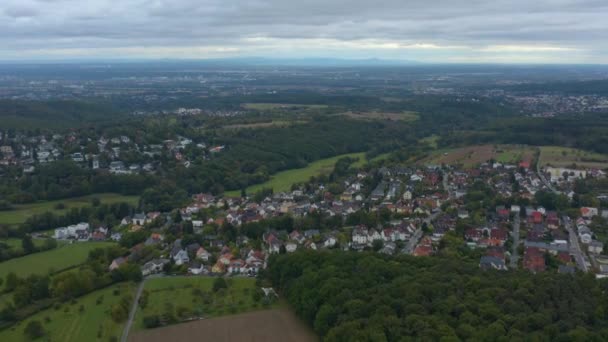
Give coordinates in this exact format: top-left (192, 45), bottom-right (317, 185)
top-left (121, 280), bottom-right (146, 342)
top-left (510, 214), bottom-right (520, 269)
top-left (563, 215), bottom-right (589, 272)
top-left (536, 162), bottom-right (561, 194)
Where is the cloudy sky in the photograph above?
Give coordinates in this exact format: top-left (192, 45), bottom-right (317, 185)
top-left (1, 0), bottom-right (607, 63)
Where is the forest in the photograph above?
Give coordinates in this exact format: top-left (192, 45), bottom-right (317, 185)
top-left (265, 252), bottom-right (608, 341)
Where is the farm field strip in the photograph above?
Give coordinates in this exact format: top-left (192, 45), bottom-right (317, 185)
top-left (0, 283), bottom-right (135, 342)
top-left (0, 242), bottom-right (116, 283)
top-left (0, 193), bottom-right (139, 227)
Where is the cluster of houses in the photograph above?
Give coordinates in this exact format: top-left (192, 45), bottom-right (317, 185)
top-left (0, 129), bottom-right (223, 176)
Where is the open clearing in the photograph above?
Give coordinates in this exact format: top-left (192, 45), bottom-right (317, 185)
top-left (341, 110), bottom-right (419, 122)
top-left (539, 146), bottom-right (608, 169)
top-left (134, 277), bottom-right (277, 331)
top-left (242, 103), bottom-right (328, 111)
top-left (0, 283), bottom-right (135, 342)
top-left (0, 193), bottom-right (139, 227)
top-left (130, 308), bottom-right (317, 342)
top-left (221, 119), bottom-right (308, 130)
top-left (0, 242), bottom-right (115, 284)
top-left (226, 152), bottom-right (367, 196)
top-left (422, 144), bottom-right (537, 168)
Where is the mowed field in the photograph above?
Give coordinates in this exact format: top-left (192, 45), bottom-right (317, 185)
top-left (422, 145), bottom-right (537, 168)
top-left (130, 308), bottom-right (317, 342)
top-left (0, 283), bottom-right (135, 342)
top-left (341, 110), bottom-right (419, 122)
top-left (539, 146), bottom-right (608, 169)
top-left (0, 193), bottom-right (139, 227)
top-left (225, 152), bottom-right (367, 196)
top-left (0, 242), bottom-right (115, 283)
top-left (134, 277), bottom-right (275, 331)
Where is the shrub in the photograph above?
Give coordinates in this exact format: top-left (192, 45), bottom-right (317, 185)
top-left (143, 315), bottom-right (161, 329)
top-left (24, 320), bottom-right (45, 339)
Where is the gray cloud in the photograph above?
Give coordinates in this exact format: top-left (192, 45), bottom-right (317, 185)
top-left (0, 0), bottom-right (607, 62)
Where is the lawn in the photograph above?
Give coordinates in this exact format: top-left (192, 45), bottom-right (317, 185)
top-left (0, 282), bottom-right (135, 342)
top-left (134, 277), bottom-right (277, 331)
top-left (538, 146), bottom-right (608, 169)
top-left (225, 152), bottom-right (367, 196)
top-left (0, 242), bottom-right (115, 283)
top-left (0, 193), bottom-right (139, 227)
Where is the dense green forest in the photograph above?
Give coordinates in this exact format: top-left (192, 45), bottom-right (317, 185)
top-left (0, 100), bottom-right (122, 129)
top-left (266, 252), bottom-right (608, 341)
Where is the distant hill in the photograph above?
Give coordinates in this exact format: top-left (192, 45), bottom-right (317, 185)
top-left (0, 100), bottom-right (123, 129)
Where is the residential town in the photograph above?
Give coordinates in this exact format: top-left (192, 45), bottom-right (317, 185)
top-left (36, 155), bottom-right (608, 279)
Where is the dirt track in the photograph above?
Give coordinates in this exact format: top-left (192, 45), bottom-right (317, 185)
top-left (129, 308), bottom-right (317, 342)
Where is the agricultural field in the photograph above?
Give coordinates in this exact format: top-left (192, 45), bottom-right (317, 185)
top-left (225, 152), bottom-right (367, 196)
top-left (0, 283), bottom-right (135, 342)
top-left (0, 193), bottom-right (139, 227)
top-left (421, 144), bottom-right (537, 168)
top-left (538, 146), bottom-right (608, 169)
top-left (341, 110), bottom-right (419, 122)
top-left (130, 308), bottom-right (317, 342)
top-left (242, 103), bottom-right (328, 111)
top-left (133, 277), bottom-right (278, 331)
top-left (0, 242), bottom-right (115, 283)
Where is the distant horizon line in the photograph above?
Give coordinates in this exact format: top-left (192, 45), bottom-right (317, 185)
top-left (0, 57), bottom-right (606, 67)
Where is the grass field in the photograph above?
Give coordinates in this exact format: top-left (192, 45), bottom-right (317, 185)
top-left (242, 103), bottom-right (328, 111)
top-left (420, 135), bottom-right (440, 149)
top-left (221, 120), bottom-right (308, 130)
top-left (0, 193), bottom-right (139, 227)
top-left (341, 110), bottom-right (419, 122)
top-left (422, 145), bottom-right (536, 168)
top-left (130, 308), bottom-right (317, 342)
top-left (134, 277), bottom-right (277, 331)
top-left (0, 283), bottom-right (135, 342)
top-left (0, 242), bottom-right (115, 283)
top-left (226, 152), bottom-right (367, 196)
top-left (539, 146), bottom-right (608, 169)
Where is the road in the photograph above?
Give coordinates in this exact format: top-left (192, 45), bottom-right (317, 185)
top-left (510, 214), bottom-right (520, 269)
top-left (404, 211), bottom-right (440, 255)
top-left (563, 215), bottom-right (589, 272)
top-left (536, 162), bottom-right (561, 194)
top-left (536, 162), bottom-right (591, 272)
top-left (121, 280), bottom-right (146, 342)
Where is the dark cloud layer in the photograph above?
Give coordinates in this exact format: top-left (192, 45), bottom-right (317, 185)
top-left (1, 0), bottom-right (606, 62)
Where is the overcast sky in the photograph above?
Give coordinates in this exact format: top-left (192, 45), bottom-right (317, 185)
top-left (1, 0), bottom-right (607, 63)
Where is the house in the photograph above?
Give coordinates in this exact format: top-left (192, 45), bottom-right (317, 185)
top-left (479, 256), bottom-right (508, 271)
top-left (211, 261), bottom-right (226, 274)
top-left (523, 247), bottom-right (546, 273)
top-left (581, 207), bottom-right (599, 219)
top-left (141, 259), bottom-right (169, 276)
top-left (196, 247), bottom-right (211, 261)
top-left (132, 213), bottom-right (147, 226)
top-left (285, 242), bottom-right (298, 253)
top-left (173, 249), bottom-right (190, 265)
top-left (589, 240), bottom-right (604, 254)
top-left (188, 262), bottom-right (208, 275)
top-left (109, 257), bottom-right (126, 271)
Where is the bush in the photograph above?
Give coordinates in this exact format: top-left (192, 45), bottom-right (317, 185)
top-left (54, 202), bottom-right (67, 210)
top-left (143, 315), bottom-right (161, 329)
top-left (24, 320), bottom-right (45, 339)
top-left (91, 197), bottom-right (101, 207)
top-left (212, 277), bottom-right (228, 292)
